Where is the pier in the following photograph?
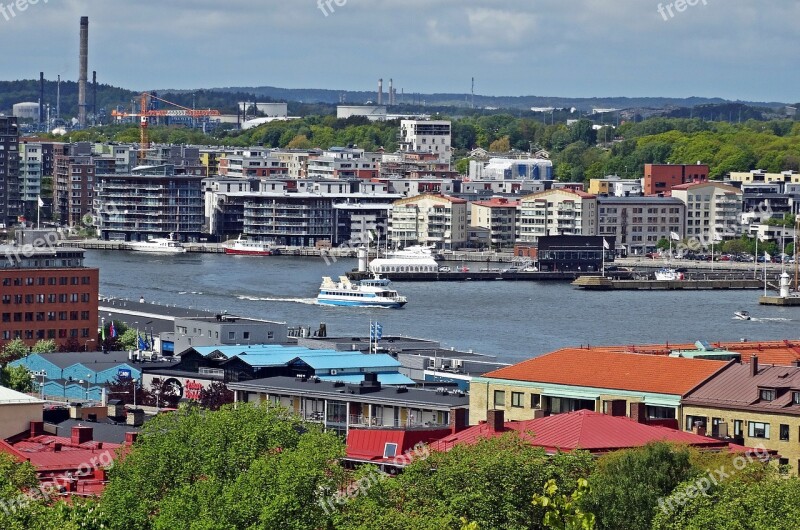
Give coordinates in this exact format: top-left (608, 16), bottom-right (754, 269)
top-left (572, 276), bottom-right (764, 291)
top-left (347, 270), bottom-right (633, 282)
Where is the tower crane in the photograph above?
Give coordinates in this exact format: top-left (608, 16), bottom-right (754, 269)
top-left (111, 92), bottom-right (221, 163)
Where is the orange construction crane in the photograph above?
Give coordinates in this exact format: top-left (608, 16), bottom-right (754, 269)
top-left (111, 92), bottom-right (221, 163)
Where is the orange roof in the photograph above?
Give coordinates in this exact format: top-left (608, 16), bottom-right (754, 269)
top-left (484, 348), bottom-right (729, 396)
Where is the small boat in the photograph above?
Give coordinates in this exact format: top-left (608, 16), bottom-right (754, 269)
top-left (734, 310), bottom-right (751, 321)
top-left (128, 233), bottom-right (187, 254)
top-left (317, 276), bottom-right (407, 308)
top-left (654, 268), bottom-right (683, 281)
top-left (224, 235), bottom-right (273, 256)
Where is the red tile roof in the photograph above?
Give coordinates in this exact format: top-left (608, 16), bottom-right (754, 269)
top-left (430, 410), bottom-right (730, 454)
top-left (472, 198), bottom-right (520, 208)
top-left (483, 348), bottom-right (729, 396)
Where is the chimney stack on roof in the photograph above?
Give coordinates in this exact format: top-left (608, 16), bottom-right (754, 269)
top-left (450, 407), bottom-right (468, 435)
top-left (751, 355), bottom-right (759, 377)
top-left (30, 421), bottom-right (44, 438)
top-left (486, 409), bottom-right (504, 433)
top-left (629, 402), bottom-right (647, 424)
top-left (124, 432), bottom-right (139, 445)
top-left (71, 426), bottom-right (93, 445)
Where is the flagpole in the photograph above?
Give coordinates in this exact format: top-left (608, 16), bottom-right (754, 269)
top-left (754, 236), bottom-right (758, 280)
top-left (764, 253), bottom-right (768, 296)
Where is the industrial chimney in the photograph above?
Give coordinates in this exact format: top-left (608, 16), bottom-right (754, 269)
top-left (92, 70), bottom-right (97, 125)
top-left (38, 72), bottom-right (44, 127)
top-left (377, 78), bottom-right (383, 105)
top-left (388, 78), bottom-right (393, 106)
top-left (78, 16), bottom-right (89, 127)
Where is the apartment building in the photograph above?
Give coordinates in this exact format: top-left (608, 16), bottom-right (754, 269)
top-left (517, 189), bottom-right (597, 243)
top-left (398, 120), bottom-right (452, 165)
top-left (597, 196), bottom-right (685, 255)
top-left (588, 176), bottom-right (643, 197)
top-left (389, 194), bottom-right (468, 250)
top-left (470, 157), bottom-right (553, 181)
top-left (95, 165), bottom-right (205, 242)
top-left (730, 170), bottom-right (800, 185)
top-left (671, 182), bottom-right (743, 241)
top-left (18, 140), bottom-right (60, 219)
top-left (218, 150), bottom-right (289, 178)
top-left (0, 247), bottom-right (98, 350)
top-left (307, 147), bottom-right (380, 180)
top-left (470, 198), bottom-right (519, 249)
top-left (54, 142), bottom-right (95, 226)
top-left (0, 117), bottom-right (21, 226)
top-left (644, 164), bottom-right (709, 195)
top-left (272, 149), bottom-right (318, 179)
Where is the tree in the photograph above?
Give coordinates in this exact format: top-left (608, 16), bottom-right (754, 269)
top-left (1, 365), bottom-right (33, 393)
top-left (31, 339), bottom-right (57, 354)
top-left (455, 158), bottom-right (470, 175)
top-left (0, 452), bottom-right (40, 530)
top-left (100, 402), bottom-right (345, 530)
top-left (334, 434), bottom-right (594, 530)
top-left (656, 238), bottom-right (670, 251)
top-left (117, 329), bottom-right (138, 351)
top-left (106, 376), bottom-right (150, 407)
top-left (286, 134), bottom-right (313, 149)
top-left (58, 338), bottom-right (83, 353)
top-left (1, 338), bottom-right (29, 365)
top-left (581, 442), bottom-right (704, 530)
top-left (489, 135), bottom-right (511, 152)
top-left (532, 479), bottom-right (596, 530)
top-left (198, 381), bottom-right (234, 410)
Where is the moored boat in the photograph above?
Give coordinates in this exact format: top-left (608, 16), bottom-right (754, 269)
top-left (128, 234), bottom-right (187, 254)
top-left (654, 268), bottom-right (683, 281)
top-left (224, 235), bottom-right (274, 256)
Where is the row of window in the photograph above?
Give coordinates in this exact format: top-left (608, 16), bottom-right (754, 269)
top-left (686, 415), bottom-right (798, 441)
top-left (1, 276), bottom-right (92, 286)
top-left (1, 311), bottom-right (91, 322)
top-left (2, 328), bottom-right (91, 340)
top-left (494, 390), bottom-right (541, 409)
top-left (2, 293), bottom-right (92, 304)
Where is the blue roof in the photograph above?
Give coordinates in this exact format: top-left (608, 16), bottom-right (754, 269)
top-left (297, 354), bottom-right (401, 370)
top-left (193, 344), bottom-right (344, 359)
top-left (317, 372), bottom-right (415, 386)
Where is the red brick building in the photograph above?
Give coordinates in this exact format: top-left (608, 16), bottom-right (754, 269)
top-left (644, 164), bottom-right (709, 196)
top-left (0, 246), bottom-right (98, 350)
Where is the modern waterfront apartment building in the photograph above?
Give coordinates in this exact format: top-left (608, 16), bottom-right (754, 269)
top-left (398, 120), bottom-right (452, 165)
top-left (95, 165), bottom-right (205, 242)
top-left (517, 189), bottom-right (598, 244)
top-left (0, 117), bottom-right (21, 226)
top-left (389, 193), bottom-right (468, 250)
top-left (470, 198), bottom-right (519, 249)
top-left (670, 182), bottom-right (744, 241)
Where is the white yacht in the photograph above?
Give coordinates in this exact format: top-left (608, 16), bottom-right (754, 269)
top-left (224, 235), bottom-right (274, 256)
top-left (128, 234), bottom-right (187, 254)
top-left (654, 268), bottom-right (683, 281)
top-left (369, 245), bottom-right (439, 274)
top-left (317, 276), bottom-right (407, 308)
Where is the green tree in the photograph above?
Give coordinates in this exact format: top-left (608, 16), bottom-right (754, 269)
top-left (489, 135), bottom-right (511, 152)
top-left (1, 365), bottom-right (33, 393)
top-left (31, 339), bottom-right (57, 354)
top-left (100, 402), bottom-right (345, 530)
top-left (117, 328), bottom-right (138, 351)
top-left (1, 339), bottom-right (29, 365)
top-left (455, 158), bottom-right (470, 175)
top-left (533, 479), bottom-right (596, 530)
top-left (198, 381), bottom-right (234, 410)
top-left (0, 452), bottom-right (40, 530)
top-left (655, 238), bottom-right (670, 251)
top-left (581, 442), bottom-right (699, 530)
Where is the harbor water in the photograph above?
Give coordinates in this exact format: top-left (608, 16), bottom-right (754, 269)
top-left (86, 251), bottom-right (799, 363)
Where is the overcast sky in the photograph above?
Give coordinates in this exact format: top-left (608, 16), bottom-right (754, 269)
top-left (2, 0), bottom-right (798, 102)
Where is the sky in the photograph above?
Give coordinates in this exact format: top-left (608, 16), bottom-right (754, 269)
top-left (1, 0), bottom-right (798, 103)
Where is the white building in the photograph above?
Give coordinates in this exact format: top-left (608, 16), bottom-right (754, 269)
top-left (337, 105), bottom-right (387, 122)
top-left (12, 102), bottom-right (39, 120)
top-left (470, 157), bottom-right (554, 181)
top-left (517, 189), bottom-right (598, 243)
top-left (0, 385), bottom-right (43, 440)
top-left (389, 194), bottom-right (467, 250)
top-left (238, 102), bottom-right (288, 118)
top-left (671, 182), bottom-right (744, 242)
top-left (399, 120), bottom-right (452, 165)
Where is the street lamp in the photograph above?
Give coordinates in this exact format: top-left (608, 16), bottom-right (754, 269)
top-left (30, 370), bottom-right (46, 400)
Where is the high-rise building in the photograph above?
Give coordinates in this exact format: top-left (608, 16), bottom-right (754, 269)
top-left (399, 120), bottom-right (452, 165)
top-left (0, 117), bottom-right (21, 226)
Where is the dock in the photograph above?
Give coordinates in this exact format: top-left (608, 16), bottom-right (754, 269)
top-left (759, 295), bottom-right (800, 306)
top-left (572, 276), bottom-right (763, 291)
top-left (347, 271), bottom-right (632, 282)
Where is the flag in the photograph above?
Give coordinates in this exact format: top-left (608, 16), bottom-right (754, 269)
top-left (109, 321), bottom-right (117, 338)
top-left (602, 238), bottom-right (609, 250)
top-left (375, 322), bottom-right (383, 341)
top-left (37, 196), bottom-right (44, 208)
top-left (100, 325), bottom-right (105, 341)
top-left (765, 252), bottom-right (771, 262)
top-left (137, 333), bottom-right (147, 351)
top-left (150, 329), bottom-right (155, 348)
top-left (369, 322), bottom-right (376, 341)
top-left (670, 231), bottom-right (680, 241)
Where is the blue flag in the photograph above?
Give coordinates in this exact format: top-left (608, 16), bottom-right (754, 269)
top-left (137, 333), bottom-right (147, 350)
top-left (376, 322), bottom-right (383, 341)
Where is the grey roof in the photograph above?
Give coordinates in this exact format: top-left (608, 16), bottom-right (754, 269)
top-left (99, 298), bottom-right (215, 319)
top-left (597, 196), bottom-right (685, 204)
top-left (34, 350), bottom-right (135, 369)
top-left (228, 376), bottom-right (469, 409)
top-left (683, 362), bottom-right (800, 415)
top-left (48, 418), bottom-right (142, 444)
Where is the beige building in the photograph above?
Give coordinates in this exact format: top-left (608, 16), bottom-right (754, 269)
top-left (517, 189), bottom-right (597, 243)
top-left (389, 194), bottom-right (467, 250)
top-left (670, 182), bottom-right (743, 241)
top-left (0, 385), bottom-right (44, 440)
top-left (729, 170), bottom-right (800, 185)
top-left (682, 358), bottom-right (800, 474)
top-left (470, 198), bottom-right (519, 249)
top-left (598, 196), bottom-right (685, 255)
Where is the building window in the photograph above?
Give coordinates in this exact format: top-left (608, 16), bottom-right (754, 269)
top-left (267, 331), bottom-right (274, 339)
top-left (780, 424), bottom-right (789, 441)
top-left (793, 392), bottom-right (800, 405)
top-left (760, 389), bottom-right (776, 401)
top-left (685, 415), bottom-right (707, 431)
top-left (383, 443), bottom-right (398, 458)
top-left (511, 392), bottom-right (524, 408)
top-left (733, 420), bottom-right (743, 437)
top-left (493, 390), bottom-right (506, 407)
top-left (243, 332), bottom-right (250, 340)
top-left (228, 331), bottom-right (235, 340)
top-left (748, 422), bottom-right (770, 439)
top-left (531, 393), bottom-right (541, 409)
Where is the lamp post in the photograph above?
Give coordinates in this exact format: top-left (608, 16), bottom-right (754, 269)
top-left (31, 370), bottom-right (46, 400)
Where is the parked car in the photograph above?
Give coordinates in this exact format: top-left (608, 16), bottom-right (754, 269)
top-left (438, 266), bottom-right (452, 273)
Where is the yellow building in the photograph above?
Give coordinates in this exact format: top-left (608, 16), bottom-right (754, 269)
top-left (682, 357), bottom-right (800, 474)
top-left (469, 348), bottom-right (728, 426)
top-left (729, 170), bottom-right (800, 184)
top-left (389, 194), bottom-right (468, 250)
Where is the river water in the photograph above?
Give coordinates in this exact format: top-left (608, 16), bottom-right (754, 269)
top-left (85, 251), bottom-right (799, 363)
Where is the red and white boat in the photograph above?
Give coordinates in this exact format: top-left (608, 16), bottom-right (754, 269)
top-left (223, 235), bottom-right (274, 256)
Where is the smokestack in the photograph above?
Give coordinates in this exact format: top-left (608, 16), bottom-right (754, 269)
top-left (78, 16), bottom-right (89, 127)
top-left (39, 72), bottom-right (44, 126)
top-left (92, 70), bottom-right (97, 125)
top-left (388, 78), bottom-right (393, 106)
top-left (377, 78), bottom-right (383, 106)
top-left (57, 75), bottom-right (61, 120)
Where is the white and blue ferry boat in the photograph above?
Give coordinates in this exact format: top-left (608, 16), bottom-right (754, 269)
top-left (317, 275), bottom-right (407, 308)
